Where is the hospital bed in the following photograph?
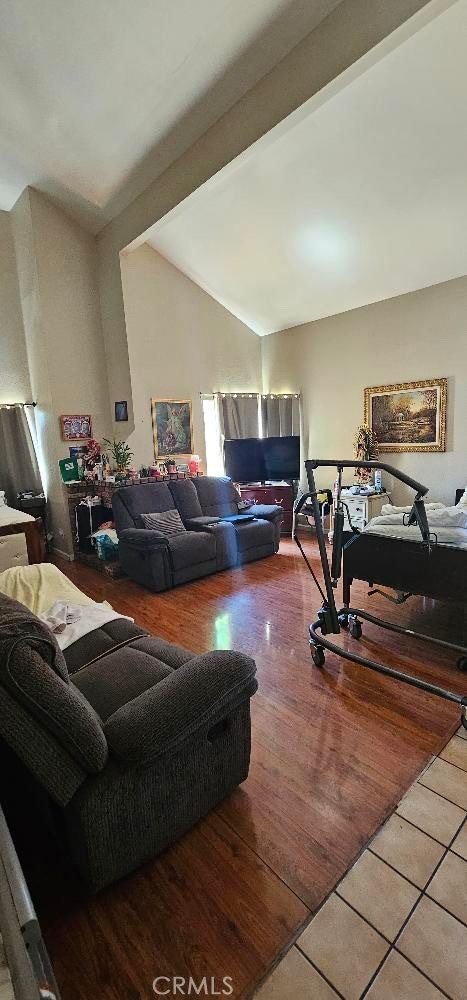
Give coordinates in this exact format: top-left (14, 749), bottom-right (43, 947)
top-left (294, 460), bottom-right (467, 729)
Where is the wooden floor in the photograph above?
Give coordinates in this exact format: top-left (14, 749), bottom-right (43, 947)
top-left (29, 539), bottom-right (467, 998)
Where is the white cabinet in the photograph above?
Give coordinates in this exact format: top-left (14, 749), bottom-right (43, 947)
top-left (329, 492), bottom-right (390, 540)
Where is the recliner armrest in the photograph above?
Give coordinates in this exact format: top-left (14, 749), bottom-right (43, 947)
top-left (103, 650), bottom-right (257, 766)
top-left (240, 503), bottom-right (283, 521)
top-left (118, 528), bottom-right (168, 549)
top-left (185, 516), bottom-right (221, 529)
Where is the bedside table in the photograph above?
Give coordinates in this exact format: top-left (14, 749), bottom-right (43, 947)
top-left (329, 492), bottom-right (390, 540)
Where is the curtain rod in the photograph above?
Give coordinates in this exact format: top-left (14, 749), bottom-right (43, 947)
top-left (199, 392), bottom-right (300, 398)
top-left (0, 402), bottom-right (36, 408)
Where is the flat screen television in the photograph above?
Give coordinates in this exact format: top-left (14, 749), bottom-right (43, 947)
top-left (223, 436), bottom-right (300, 483)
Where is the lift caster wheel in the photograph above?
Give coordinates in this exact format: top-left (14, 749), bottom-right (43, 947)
top-left (338, 614), bottom-right (349, 630)
top-left (311, 645), bottom-right (325, 668)
top-left (456, 656), bottom-right (467, 673)
top-left (349, 619), bottom-right (363, 640)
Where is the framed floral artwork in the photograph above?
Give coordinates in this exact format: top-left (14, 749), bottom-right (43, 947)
top-left (364, 378), bottom-right (447, 453)
top-left (151, 399), bottom-right (193, 459)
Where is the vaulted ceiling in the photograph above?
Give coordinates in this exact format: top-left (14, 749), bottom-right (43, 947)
top-left (146, 0), bottom-right (467, 334)
top-left (0, 0), bottom-right (342, 231)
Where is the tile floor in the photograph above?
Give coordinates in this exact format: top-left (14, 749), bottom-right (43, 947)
top-left (256, 728), bottom-right (467, 1000)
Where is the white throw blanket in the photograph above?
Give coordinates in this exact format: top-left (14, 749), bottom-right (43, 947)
top-left (40, 600), bottom-right (133, 650)
top-left (0, 563), bottom-right (133, 650)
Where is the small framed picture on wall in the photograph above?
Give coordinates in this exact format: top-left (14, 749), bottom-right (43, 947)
top-left (60, 414), bottom-right (92, 441)
top-left (115, 400), bottom-right (128, 422)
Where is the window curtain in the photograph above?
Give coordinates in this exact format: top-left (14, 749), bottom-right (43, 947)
top-left (0, 406), bottom-right (42, 506)
top-left (261, 394), bottom-right (301, 437)
top-left (215, 393), bottom-right (260, 439)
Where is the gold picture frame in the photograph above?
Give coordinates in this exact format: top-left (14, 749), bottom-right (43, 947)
top-left (151, 398), bottom-right (193, 460)
top-left (364, 378), bottom-right (447, 453)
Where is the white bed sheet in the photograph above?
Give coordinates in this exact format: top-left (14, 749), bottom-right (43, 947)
top-left (363, 522), bottom-right (467, 549)
top-left (0, 504), bottom-right (35, 525)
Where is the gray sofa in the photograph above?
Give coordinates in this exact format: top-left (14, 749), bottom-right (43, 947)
top-left (113, 476), bottom-right (283, 591)
top-left (0, 592), bottom-right (257, 892)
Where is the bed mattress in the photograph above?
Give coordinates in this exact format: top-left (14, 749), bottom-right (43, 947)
top-left (363, 522), bottom-right (467, 549)
top-left (0, 504), bottom-right (34, 525)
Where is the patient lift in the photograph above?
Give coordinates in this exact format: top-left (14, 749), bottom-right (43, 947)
top-left (293, 459), bottom-right (467, 730)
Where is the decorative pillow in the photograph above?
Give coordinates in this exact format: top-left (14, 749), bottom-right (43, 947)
top-left (140, 509), bottom-right (186, 536)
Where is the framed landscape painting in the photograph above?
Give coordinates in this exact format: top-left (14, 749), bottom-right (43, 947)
top-left (151, 399), bottom-right (193, 459)
top-left (364, 378), bottom-right (447, 453)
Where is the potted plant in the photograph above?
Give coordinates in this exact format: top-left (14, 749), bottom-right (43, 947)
top-left (353, 423), bottom-right (379, 483)
top-left (103, 438), bottom-right (134, 476)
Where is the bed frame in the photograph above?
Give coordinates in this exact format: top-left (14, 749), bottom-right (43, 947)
top-left (343, 490), bottom-right (467, 608)
top-left (0, 520), bottom-right (44, 569)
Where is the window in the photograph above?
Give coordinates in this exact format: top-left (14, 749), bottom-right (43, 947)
top-left (202, 396), bottom-right (224, 476)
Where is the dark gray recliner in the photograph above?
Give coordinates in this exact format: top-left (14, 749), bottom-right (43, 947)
top-left (0, 593), bottom-right (257, 892)
top-left (113, 476), bottom-right (282, 592)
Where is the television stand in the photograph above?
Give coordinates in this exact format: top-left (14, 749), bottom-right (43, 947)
top-left (238, 482), bottom-right (293, 535)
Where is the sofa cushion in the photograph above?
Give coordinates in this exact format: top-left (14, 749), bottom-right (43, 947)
top-left (168, 479), bottom-right (203, 521)
top-left (140, 509), bottom-right (186, 536)
top-left (234, 518), bottom-right (274, 551)
top-left (0, 639), bottom-right (108, 773)
top-left (193, 477), bottom-right (238, 518)
top-left (72, 647), bottom-right (174, 721)
top-left (167, 531), bottom-right (216, 570)
top-left (113, 483), bottom-right (176, 532)
top-left (72, 634), bottom-right (194, 721)
top-left (64, 619), bottom-right (148, 674)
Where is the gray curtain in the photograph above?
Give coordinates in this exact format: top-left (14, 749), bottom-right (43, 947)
top-left (216, 394), bottom-right (259, 439)
top-left (261, 395), bottom-right (300, 437)
top-left (0, 407), bottom-right (42, 506)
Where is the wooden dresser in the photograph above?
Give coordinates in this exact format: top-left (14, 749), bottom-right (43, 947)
top-left (239, 483), bottom-right (294, 534)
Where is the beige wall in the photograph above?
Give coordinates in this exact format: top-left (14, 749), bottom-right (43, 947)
top-left (12, 189), bottom-right (111, 555)
top-left (97, 0), bottom-right (433, 441)
top-left (0, 0), bottom-right (445, 557)
top-left (262, 275), bottom-right (467, 504)
top-left (0, 210), bottom-right (31, 403)
top-left (29, 190), bottom-right (111, 447)
top-left (11, 189), bottom-right (54, 506)
top-left (120, 244), bottom-right (261, 468)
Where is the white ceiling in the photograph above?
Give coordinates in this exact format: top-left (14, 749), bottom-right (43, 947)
top-left (146, 0), bottom-right (467, 335)
top-left (0, 0), bottom-right (342, 231)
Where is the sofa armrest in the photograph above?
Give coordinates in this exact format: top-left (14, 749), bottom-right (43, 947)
top-left (241, 503), bottom-right (283, 522)
top-left (184, 516), bottom-right (221, 529)
top-left (118, 527), bottom-right (168, 549)
top-left (103, 650), bottom-right (257, 765)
